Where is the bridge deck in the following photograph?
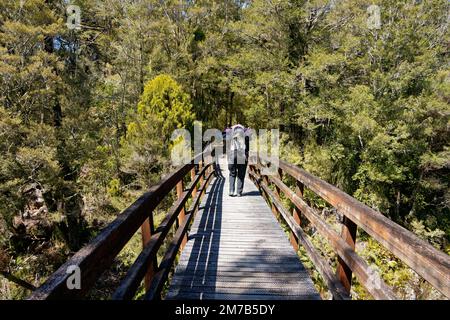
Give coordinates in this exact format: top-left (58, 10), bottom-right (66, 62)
top-left (166, 162), bottom-right (320, 300)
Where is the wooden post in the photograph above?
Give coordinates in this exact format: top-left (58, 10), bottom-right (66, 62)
top-left (262, 175), bottom-right (277, 218)
top-left (274, 168), bottom-right (282, 198)
top-left (249, 166), bottom-right (255, 185)
top-left (141, 215), bottom-right (156, 290)
top-left (176, 180), bottom-right (187, 250)
top-left (290, 180), bottom-right (304, 250)
top-left (191, 166), bottom-right (197, 198)
top-left (199, 161), bottom-right (204, 185)
top-left (256, 168), bottom-right (264, 193)
top-left (336, 216), bottom-right (357, 295)
top-left (271, 168), bottom-right (282, 218)
top-left (205, 163), bottom-right (210, 180)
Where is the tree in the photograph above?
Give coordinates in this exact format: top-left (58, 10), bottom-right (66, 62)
top-left (0, 0), bottom-right (448, 300)
top-left (120, 74), bottom-right (194, 188)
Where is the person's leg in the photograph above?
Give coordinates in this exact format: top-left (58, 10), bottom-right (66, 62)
top-left (228, 162), bottom-right (237, 196)
top-left (236, 163), bottom-right (247, 196)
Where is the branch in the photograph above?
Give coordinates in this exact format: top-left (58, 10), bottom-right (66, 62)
top-left (0, 271), bottom-right (36, 291)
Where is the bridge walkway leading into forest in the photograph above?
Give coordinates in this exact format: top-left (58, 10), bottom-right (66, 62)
top-left (28, 145), bottom-right (450, 301)
top-left (166, 159), bottom-right (319, 300)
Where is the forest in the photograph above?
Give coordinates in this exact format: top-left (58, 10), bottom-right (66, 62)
top-left (0, 0), bottom-right (449, 300)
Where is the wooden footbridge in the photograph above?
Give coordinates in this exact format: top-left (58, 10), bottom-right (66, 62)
top-left (166, 163), bottom-right (319, 300)
top-left (28, 146), bottom-right (450, 300)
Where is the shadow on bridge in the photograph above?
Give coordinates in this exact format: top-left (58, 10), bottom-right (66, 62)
top-left (166, 164), bottom-right (320, 299)
top-left (175, 175), bottom-right (225, 296)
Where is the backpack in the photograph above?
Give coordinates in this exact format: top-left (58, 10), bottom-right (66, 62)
top-left (230, 126), bottom-right (246, 158)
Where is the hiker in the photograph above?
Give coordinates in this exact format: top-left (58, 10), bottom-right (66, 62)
top-left (224, 124), bottom-right (251, 197)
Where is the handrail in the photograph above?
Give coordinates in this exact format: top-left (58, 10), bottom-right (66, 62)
top-left (111, 165), bottom-right (212, 300)
top-left (249, 155), bottom-right (450, 299)
top-left (28, 148), bottom-right (216, 300)
top-left (250, 172), bottom-right (350, 300)
top-left (144, 169), bottom-right (215, 300)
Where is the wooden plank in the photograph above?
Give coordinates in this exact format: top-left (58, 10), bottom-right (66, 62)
top-left (183, 239), bottom-right (289, 246)
top-left (180, 244), bottom-right (293, 251)
top-left (170, 282), bottom-right (313, 293)
top-left (172, 279), bottom-right (311, 288)
top-left (167, 292), bottom-right (316, 300)
top-left (190, 229), bottom-right (285, 233)
top-left (178, 256), bottom-right (300, 264)
top-left (170, 281), bottom-right (318, 292)
top-left (191, 220), bottom-right (277, 226)
top-left (168, 286), bottom-right (320, 297)
top-left (168, 270), bottom-right (309, 278)
top-left (171, 272), bottom-right (308, 285)
top-left (179, 249), bottom-right (294, 256)
top-left (187, 234), bottom-right (289, 240)
top-left (191, 225), bottom-right (282, 230)
top-left (175, 261), bottom-right (306, 270)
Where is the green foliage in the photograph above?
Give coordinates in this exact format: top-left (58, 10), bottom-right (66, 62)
top-left (0, 0), bottom-right (448, 300)
top-left (133, 74), bottom-right (194, 139)
top-left (120, 75), bottom-right (194, 188)
top-left (107, 179), bottom-right (121, 197)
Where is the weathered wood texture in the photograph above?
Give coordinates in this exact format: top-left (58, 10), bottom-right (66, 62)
top-left (112, 165), bottom-right (213, 300)
top-left (166, 161), bottom-right (320, 300)
top-left (248, 171), bottom-right (349, 300)
top-left (28, 163), bottom-right (194, 300)
top-left (28, 142), bottom-right (449, 301)
top-left (250, 154), bottom-right (450, 299)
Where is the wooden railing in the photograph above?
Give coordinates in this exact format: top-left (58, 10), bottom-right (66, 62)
top-left (28, 141), bottom-right (449, 300)
top-left (28, 150), bottom-right (216, 300)
top-left (248, 155), bottom-right (450, 300)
